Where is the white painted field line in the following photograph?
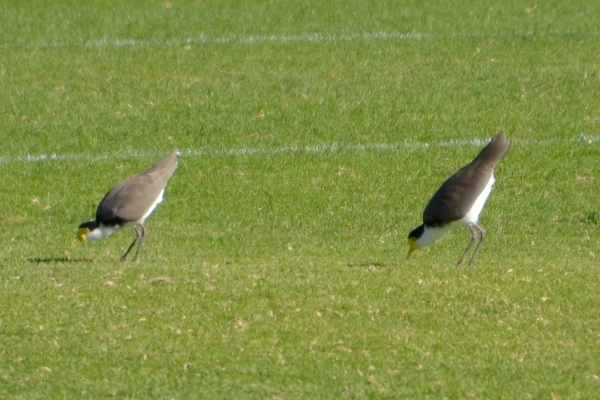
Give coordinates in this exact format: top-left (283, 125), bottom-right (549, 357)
top-left (0, 136), bottom-right (596, 166)
top-left (0, 31), bottom-right (424, 50)
top-left (88, 31), bottom-right (426, 48)
top-left (1, 29), bottom-right (599, 50)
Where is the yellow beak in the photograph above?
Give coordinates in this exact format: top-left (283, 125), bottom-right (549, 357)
top-left (407, 237), bottom-right (419, 259)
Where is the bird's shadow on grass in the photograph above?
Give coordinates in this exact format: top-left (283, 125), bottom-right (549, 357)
top-left (347, 261), bottom-right (386, 268)
top-left (27, 257), bottom-right (93, 263)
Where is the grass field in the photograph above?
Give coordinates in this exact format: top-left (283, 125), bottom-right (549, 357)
top-left (1, 0), bottom-right (599, 398)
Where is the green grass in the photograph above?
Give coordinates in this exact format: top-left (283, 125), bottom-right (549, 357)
top-left (1, 0), bottom-right (600, 398)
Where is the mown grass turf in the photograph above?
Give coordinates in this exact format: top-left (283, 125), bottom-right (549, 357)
top-left (1, 0), bottom-right (599, 398)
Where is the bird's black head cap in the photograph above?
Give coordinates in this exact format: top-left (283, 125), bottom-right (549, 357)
top-left (408, 224), bottom-right (425, 240)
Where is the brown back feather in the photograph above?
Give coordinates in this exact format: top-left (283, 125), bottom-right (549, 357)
top-left (423, 133), bottom-right (510, 226)
top-left (97, 150), bottom-right (180, 224)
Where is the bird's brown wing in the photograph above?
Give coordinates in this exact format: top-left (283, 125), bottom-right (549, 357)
top-left (96, 150), bottom-right (180, 224)
top-left (423, 167), bottom-right (491, 226)
top-left (423, 133), bottom-right (510, 227)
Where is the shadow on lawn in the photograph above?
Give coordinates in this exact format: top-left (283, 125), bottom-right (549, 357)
top-left (347, 261), bottom-right (386, 268)
top-left (27, 257), bottom-right (93, 263)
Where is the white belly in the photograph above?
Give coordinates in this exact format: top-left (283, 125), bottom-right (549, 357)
top-left (462, 174), bottom-right (494, 224)
top-left (138, 189), bottom-right (164, 225)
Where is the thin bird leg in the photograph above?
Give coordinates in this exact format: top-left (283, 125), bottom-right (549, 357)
top-left (456, 224), bottom-right (478, 266)
top-left (120, 226), bottom-right (142, 261)
top-left (468, 223), bottom-right (487, 267)
top-left (132, 226), bottom-right (147, 262)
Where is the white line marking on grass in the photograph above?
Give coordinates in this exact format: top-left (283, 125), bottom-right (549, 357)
top-left (0, 32), bottom-right (424, 50)
top-left (88, 32), bottom-right (426, 47)
top-left (0, 136), bottom-right (596, 166)
top-left (1, 30), bottom-right (599, 50)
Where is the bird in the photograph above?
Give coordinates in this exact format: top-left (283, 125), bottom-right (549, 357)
top-left (74, 150), bottom-right (181, 261)
top-left (407, 132), bottom-right (510, 266)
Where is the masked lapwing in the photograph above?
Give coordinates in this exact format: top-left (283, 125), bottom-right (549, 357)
top-left (407, 132), bottom-right (510, 266)
top-left (74, 150), bottom-right (181, 261)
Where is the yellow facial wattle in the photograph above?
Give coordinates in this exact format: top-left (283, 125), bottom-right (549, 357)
top-left (73, 227), bottom-right (89, 245)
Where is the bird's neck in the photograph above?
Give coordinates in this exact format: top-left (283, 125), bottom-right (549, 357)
top-left (87, 222), bottom-right (123, 240)
top-left (416, 224), bottom-right (453, 248)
